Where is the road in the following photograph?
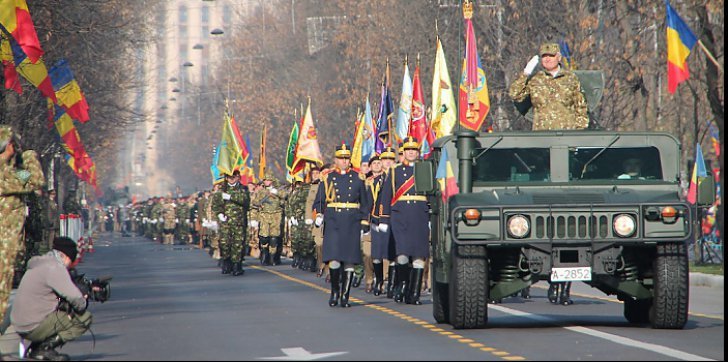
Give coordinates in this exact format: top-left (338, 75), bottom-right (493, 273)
top-left (60, 233), bottom-right (723, 361)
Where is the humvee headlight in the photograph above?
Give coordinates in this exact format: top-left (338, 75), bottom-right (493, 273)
top-left (507, 215), bottom-right (530, 238)
top-left (613, 214), bottom-right (636, 237)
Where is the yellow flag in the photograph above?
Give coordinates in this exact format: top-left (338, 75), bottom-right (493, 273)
top-left (291, 99), bottom-right (323, 173)
top-left (431, 37), bottom-right (457, 138)
top-left (351, 110), bottom-right (365, 171)
top-left (217, 110), bottom-right (243, 177)
top-left (258, 123), bottom-right (267, 180)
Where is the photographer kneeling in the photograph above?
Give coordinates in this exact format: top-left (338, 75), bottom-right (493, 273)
top-left (10, 237), bottom-right (92, 361)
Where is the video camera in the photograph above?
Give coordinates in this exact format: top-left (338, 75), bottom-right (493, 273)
top-left (69, 269), bottom-right (112, 303)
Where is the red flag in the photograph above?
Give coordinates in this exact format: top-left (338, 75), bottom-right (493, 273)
top-left (458, 2), bottom-right (490, 132)
top-left (408, 62), bottom-right (427, 144)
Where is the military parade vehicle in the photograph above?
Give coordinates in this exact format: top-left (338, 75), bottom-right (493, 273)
top-left (414, 71), bottom-right (715, 330)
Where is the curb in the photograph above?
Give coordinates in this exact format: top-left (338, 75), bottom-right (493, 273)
top-left (689, 272), bottom-right (724, 289)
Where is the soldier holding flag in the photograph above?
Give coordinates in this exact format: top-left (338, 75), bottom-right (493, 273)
top-left (377, 137), bottom-right (430, 305)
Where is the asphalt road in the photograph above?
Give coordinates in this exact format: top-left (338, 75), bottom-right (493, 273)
top-left (59, 233), bottom-right (724, 361)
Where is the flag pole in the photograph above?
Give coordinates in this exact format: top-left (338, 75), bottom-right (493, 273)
top-left (697, 40), bottom-right (724, 73)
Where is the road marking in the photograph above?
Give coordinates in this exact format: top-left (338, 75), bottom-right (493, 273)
top-left (489, 304), bottom-right (715, 361)
top-left (250, 266), bottom-right (523, 360)
top-left (531, 284), bottom-right (724, 321)
top-left (259, 347), bottom-right (347, 361)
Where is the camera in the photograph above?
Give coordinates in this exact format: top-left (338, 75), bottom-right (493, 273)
top-left (69, 269), bottom-right (112, 303)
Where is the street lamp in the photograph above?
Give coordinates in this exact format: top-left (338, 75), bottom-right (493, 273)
top-left (210, 28), bottom-right (224, 35)
top-left (183, 61), bottom-right (194, 67)
top-left (193, 43), bottom-right (204, 50)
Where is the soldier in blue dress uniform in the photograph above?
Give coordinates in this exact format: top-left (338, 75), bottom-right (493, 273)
top-left (369, 147), bottom-right (397, 297)
top-left (313, 144), bottom-right (371, 308)
top-left (377, 137), bottom-right (430, 305)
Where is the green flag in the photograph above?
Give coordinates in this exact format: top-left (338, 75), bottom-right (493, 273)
top-left (217, 109), bottom-right (244, 177)
top-left (286, 120), bottom-right (300, 182)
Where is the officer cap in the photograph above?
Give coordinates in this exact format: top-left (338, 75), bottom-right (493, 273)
top-left (380, 147), bottom-right (396, 160)
top-left (402, 136), bottom-right (420, 151)
top-left (335, 144), bottom-right (352, 159)
top-left (0, 125), bottom-right (13, 150)
top-left (539, 42), bottom-right (560, 56)
top-left (368, 154), bottom-right (381, 162)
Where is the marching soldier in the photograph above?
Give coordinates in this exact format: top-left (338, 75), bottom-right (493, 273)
top-left (176, 196), bottom-right (191, 244)
top-left (313, 145), bottom-right (371, 308)
top-left (251, 171), bottom-right (286, 266)
top-left (305, 165), bottom-right (325, 275)
top-left (377, 137), bottom-right (429, 305)
top-left (151, 197), bottom-right (164, 242)
top-left (212, 170), bottom-right (250, 276)
top-left (287, 179), bottom-right (311, 270)
top-left (369, 147), bottom-right (397, 296)
top-left (161, 196), bottom-right (177, 245)
top-left (508, 42), bottom-right (588, 131)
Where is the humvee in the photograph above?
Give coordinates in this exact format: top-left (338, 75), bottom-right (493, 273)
top-left (415, 72), bottom-right (715, 330)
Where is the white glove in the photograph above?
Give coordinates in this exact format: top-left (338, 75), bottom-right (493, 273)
top-left (428, 222), bottom-right (431, 230)
top-left (222, 192), bottom-right (231, 200)
top-left (218, 213), bottom-right (227, 222)
top-left (175, 218), bottom-right (179, 223)
top-left (185, 219), bottom-right (190, 224)
top-left (372, 224), bottom-right (380, 233)
top-left (270, 188), bottom-right (278, 195)
top-left (287, 218), bottom-right (294, 227)
top-left (158, 217), bottom-right (164, 223)
top-left (524, 55), bottom-right (540, 75)
top-left (314, 214), bottom-right (324, 227)
top-left (292, 218), bottom-right (298, 226)
top-left (305, 218), bottom-right (313, 225)
top-left (250, 220), bottom-right (259, 228)
top-left (379, 223), bottom-right (389, 233)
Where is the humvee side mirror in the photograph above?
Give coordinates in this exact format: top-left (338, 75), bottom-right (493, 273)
top-left (414, 160), bottom-right (435, 193)
top-left (697, 174), bottom-right (716, 207)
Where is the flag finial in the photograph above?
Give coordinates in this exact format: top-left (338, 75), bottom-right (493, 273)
top-left (463, 0), bottom-right (474, 20)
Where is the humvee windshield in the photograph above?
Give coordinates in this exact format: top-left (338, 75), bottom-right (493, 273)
top-left (473, 148), bottom-right (550, 182)
top-left (570, 146), bottom-right (663, 181)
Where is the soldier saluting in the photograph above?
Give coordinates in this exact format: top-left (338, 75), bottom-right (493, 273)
top-left (377, 137), bottom-right (429, 305)
top-left (314, 145), bottom-right (371, 308)
top-left (508, 42), bottom-right (588, 131)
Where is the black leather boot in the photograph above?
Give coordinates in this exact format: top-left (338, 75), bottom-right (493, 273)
top-left (385, 264), bottom-right (396, 299)
top-left (547, 282), bottom-right (558, 304)
top-left (340, 270), bottom-right (354, 308)
top-left (352, 271), bottom-right (362, 288)
top-left (232, 262), bottom-right (245, 276)
top-left (27, 335), bottom-right (70, 361)
top-left (559, 282), bottom-right (573, 305)
top-left (308, 256), bottom-right (318, 273)
top-left (272, 237), bottom-right (283, 265)
top-left (407, 267), bottom-right (424, 305)
top-left (328, 268), bottom-right (341, 307)
top-left (373, 263), bottom-right (384, 296)
top-left (521, 286), bottom-right (531, 299)
top-left (221, 258), bottom-right (231, 274)
top-left (394, 264), bottom-right (410, 303)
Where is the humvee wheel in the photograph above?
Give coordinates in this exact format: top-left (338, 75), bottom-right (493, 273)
top-left (449, 245), bottom-right (488, 329)
top-left (650, 242), bottom-right (689, 329)
top-left (624, 298), bottom-right (652, 324)
top-left (432, 281), bottom-right (450, 324)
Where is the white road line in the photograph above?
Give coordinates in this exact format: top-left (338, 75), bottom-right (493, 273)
top-left (489, 305), bottom-right (715, 361)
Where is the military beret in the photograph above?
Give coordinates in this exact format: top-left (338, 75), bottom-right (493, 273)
top-left (539, 42), bottom-right (560, 56)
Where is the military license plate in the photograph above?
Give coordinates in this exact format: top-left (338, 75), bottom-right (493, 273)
top-left (551, 267), bottom-right (592, 282)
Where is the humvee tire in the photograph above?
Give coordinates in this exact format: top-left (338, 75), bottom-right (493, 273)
top-left (432, 280), bottom-right (450, 324)
top-left (449, 245), bottom-right (488, 329)
top-left (624, 298), bottom-right (652, 324)
top-left (650, 242), bottom-right (689, 329)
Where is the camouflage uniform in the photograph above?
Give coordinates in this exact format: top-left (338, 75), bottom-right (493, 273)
top-left (151, 200), bottom-right (163, 242)
top-left (204, 191), bottom-right (221, 259)
top-left (251, 172), bottom-right (287, 265)
top-left (306, 177), bottom-right (325, 274)
top-left (1, 126), bottom-right (45, 325)
top-left (175, 199), bottom-right (191, 244)
top-left (508, 44), bottom-right (588, 131)
top-left (161, 199), bottom-right (177, 245)
top-left (212, 182), bottom-right (249, 275)
top-left (287, 183), bottom-right (314, 268)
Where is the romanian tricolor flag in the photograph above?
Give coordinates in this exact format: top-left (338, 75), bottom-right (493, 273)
top-left (458, 2), bottom-right (490, 132)
top-left (394, 60), bottom-right (412, 145)
top-left (436, 147), bottom-right (459, 202)
top-left (211, 144), bottom-right (224, 185)
top-left (49, 59), bottom-right (90, 123)
top-left (666, 1), bottom-right (698, 94)
top-left (0, 32), bottom-right (21, 94)
top-left (686, 143), bottom-right (708, 204)
top-left (4, 31), bottom-right (55, 101)
top-left (559, 39), bottom-right (574, 70)
top-left (0, 0), bottom-right (44, 63)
